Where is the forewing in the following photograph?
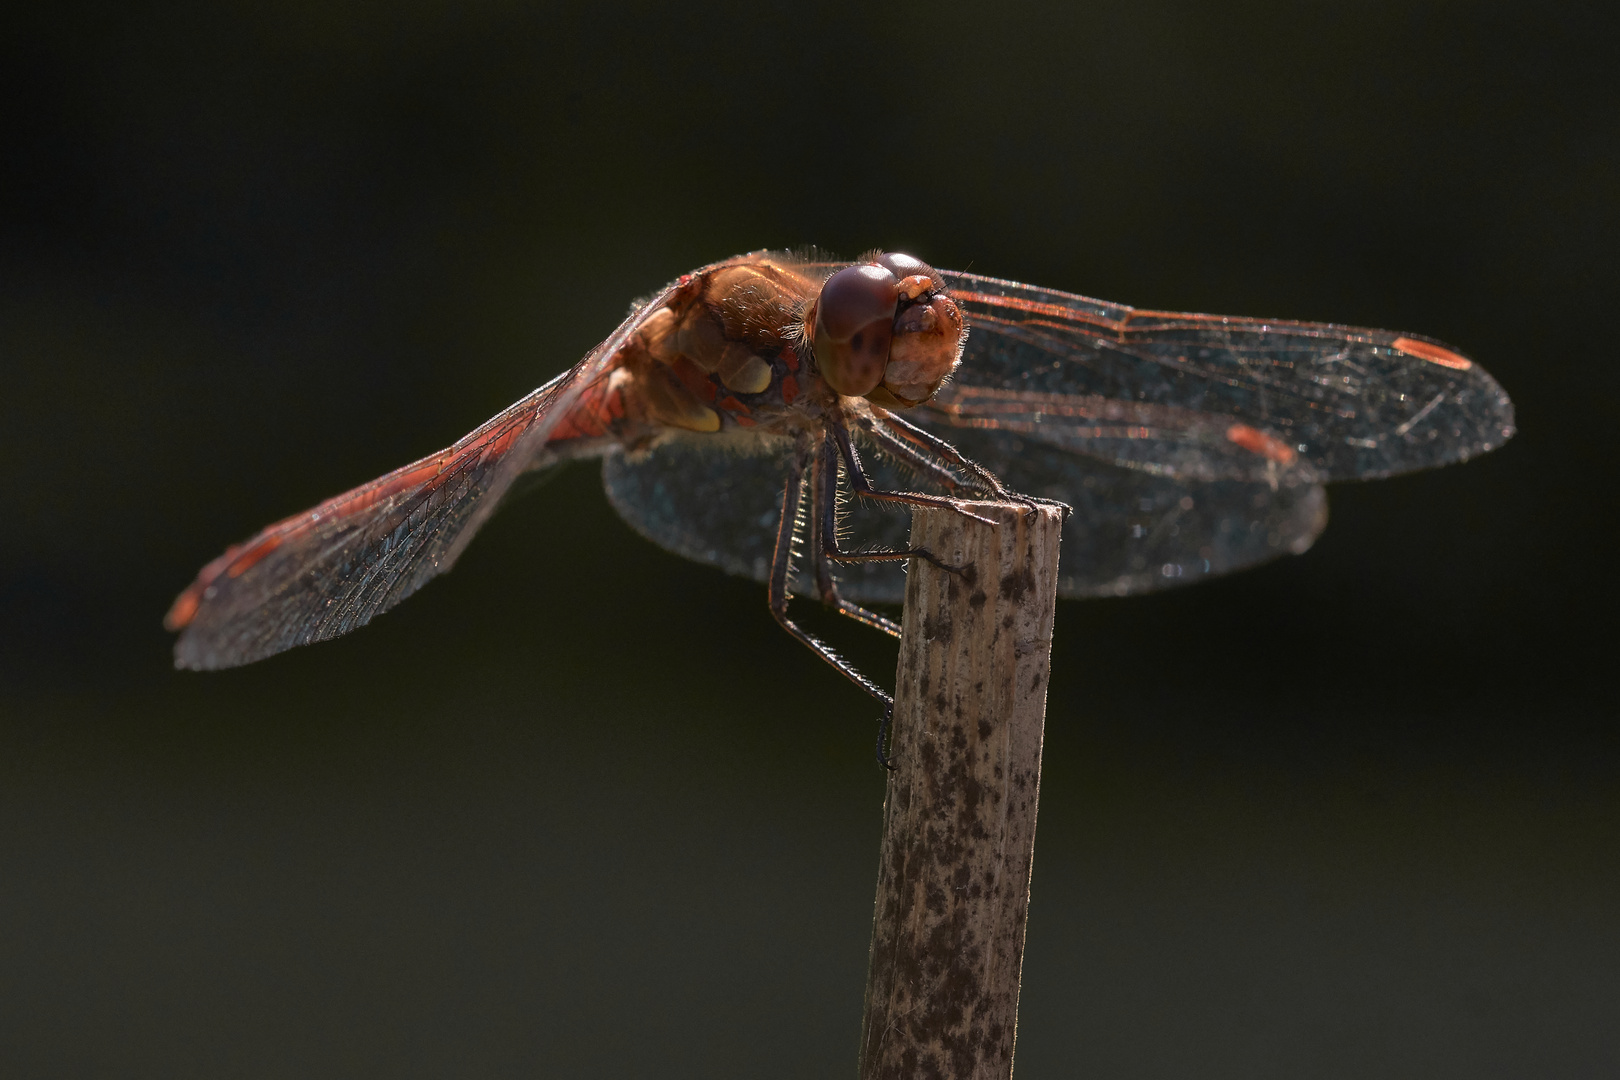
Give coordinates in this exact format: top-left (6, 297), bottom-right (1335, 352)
top-left (166, 284), bottom-right (679, 669)
top-left (939, 271), bottom-right (1515, 481)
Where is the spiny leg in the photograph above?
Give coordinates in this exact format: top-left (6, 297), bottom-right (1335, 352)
top-left (831, 421), bottom-right (1000, 526)
top-left (805, 440), bottom-right (901, 639)
top-left (856, 416), bottom-right (985, 497)
top-left (817, 423), bottom-right (982, 769)
top-left (859, 410), bottom-right (1007, 497)
top-left (818, 429), bottom-right (968, 575)
top-left (775, 420), bottom-right (1007, 765)
top-left (768, 432), bottom-right (895, 714)
top-left (871, 409), bottom-right (1072, 519)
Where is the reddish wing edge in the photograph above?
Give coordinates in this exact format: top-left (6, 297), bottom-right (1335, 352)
top-left (162, 389), bottom-right (550, 634)
top-left (945, 269), bottom-right (1479, 360)
top-left (939, 270), bottom-right (1515, 483)
top-left (166, 282), bottom-right (680, 670)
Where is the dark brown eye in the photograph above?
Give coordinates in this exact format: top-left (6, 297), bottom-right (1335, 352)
top-left (875, 252), bottom-right (929, 280)
top-left (813, 264), bottom-right (899, 396)
top-left (816, 265), bottom-right (899, 339)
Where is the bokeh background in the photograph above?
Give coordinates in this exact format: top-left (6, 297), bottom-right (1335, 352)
top-left (3, 1), bottom-right (1615, 1076)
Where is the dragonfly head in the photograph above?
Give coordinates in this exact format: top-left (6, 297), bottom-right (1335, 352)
top-left (810, 252), bottom-right (965, 408)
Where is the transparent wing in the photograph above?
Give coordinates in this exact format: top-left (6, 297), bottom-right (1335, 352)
top-left (940, 271), bottom-right (1516, 481)
top-left (602, 435), bottom-right (795, 588)
top-left (165, 284), bottom-right (680, 669)
top-left (600, 426), bottom-right (1326, 604)
top-left (602, 434), bottom-right (921, 603)
top-left (925, 426), bottom-right (1327, 600)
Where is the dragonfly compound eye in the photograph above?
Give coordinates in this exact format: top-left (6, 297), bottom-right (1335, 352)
top-left (813, 264), bottom-right (899, 397)
top-left (874, 251), bottom-right (928, 280)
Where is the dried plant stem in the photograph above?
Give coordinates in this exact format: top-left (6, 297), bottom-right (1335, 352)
top-left (859, 502), bottom-right (1064, 1080)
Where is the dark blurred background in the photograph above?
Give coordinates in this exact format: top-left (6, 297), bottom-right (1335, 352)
top-left (2, 1), bottom-right (1615, 1076)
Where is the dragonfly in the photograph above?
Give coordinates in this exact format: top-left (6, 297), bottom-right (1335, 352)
top-left (166, 249), bottom-right (1515, 738)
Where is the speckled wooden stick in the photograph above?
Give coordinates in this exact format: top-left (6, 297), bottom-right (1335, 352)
top-left (858, 502), bottom-right (1064, 1080)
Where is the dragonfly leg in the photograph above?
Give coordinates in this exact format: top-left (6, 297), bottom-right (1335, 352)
top-left (856, 416), bottom-right (990, 498)
top-left (862, 410), bottom-right (1008, 497)
top-left (818, 429), bottom-right (970, 576)
top-left (805, 445), bottom-right (902, 640)
top-left (832, 422), bottom-right (1001, 527)
top-left (872, 409), bottom-right (1073, 521)
top-left (875, 700), bottom-right (898, 771)
top-left (768, 432), bottom-right (896, 714)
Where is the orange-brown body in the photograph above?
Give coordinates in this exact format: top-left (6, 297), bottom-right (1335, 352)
top-left (546, 253), bottom-right (966, 451)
